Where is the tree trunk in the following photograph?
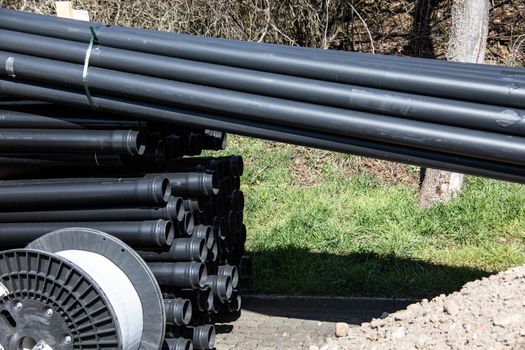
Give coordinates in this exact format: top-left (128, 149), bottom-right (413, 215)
top-left (417, 0), bottom-right (490, 208)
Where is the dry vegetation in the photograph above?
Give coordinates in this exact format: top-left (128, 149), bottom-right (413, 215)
top-left (2, 0), bottom-right (524, 65)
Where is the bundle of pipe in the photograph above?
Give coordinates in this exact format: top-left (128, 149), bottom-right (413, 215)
top-left (0, 9), bottom-right (524, 184)
top-left (0, 152), bottom-right (248, 349)
top-left (0, 103), bottom-right (227, 177)
top-left (140, 155), bottom-right (248, 348)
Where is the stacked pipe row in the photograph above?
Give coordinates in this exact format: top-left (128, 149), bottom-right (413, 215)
top-left (0, 9), bottom-right (524, 184)
top-left (0, 101), bottom-right (249, 350)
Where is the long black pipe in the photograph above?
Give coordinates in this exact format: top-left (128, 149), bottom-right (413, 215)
top-left (164, 298), bottom-right (193, 326)
top-left (205, 275), bottom-right (233, 303)
top-left (0, 127), bottom-right (145, 155)
top-left (192, 225), bottom-right (214, 250)
top-left (0, 196), bottom-right (183, 223)
top-left (167, 156), bottom-right (243, 178)
top-left (169, 31), bottom-right (525, 77)
top-left (4, 8), bottom-right (521, 77)
top-left (2, 31), bottom-right (524, 136)
top-left (150, 172), bottom-right (220, 196)
top-left (148, 262), bottom-right (207, 289)
top-left (2, 53), bottom-right (524, 166)
top-left (0, 176), bottom-right (171, 209)
top-left (162, 338), bottom-right (192, 350)
top-left (0, 152), bottom-right (123, 167)
top-left (218, 265), bottom-right (240, 289)
top-left (0, 219), bottom-right (174, 248)
top-left (184, 325), bottom-right (216, 350)
top-left (176, 287), bottom-right (213, 313)
top-left (0, 9), bottom-right (523, 108)
top-left (203, 130), bottom-right (227, 150)
top-left (2, 78), bottom-right (525, 183)
top-left (139, 237), bottom-right (207, 263)
top-left (0, 108), bottom-right (147, 130)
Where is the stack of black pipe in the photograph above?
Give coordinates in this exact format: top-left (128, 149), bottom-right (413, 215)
top-left (0, 100), bottom-right (249, 349)
top-left (0, 9), bottom-right (524, 184)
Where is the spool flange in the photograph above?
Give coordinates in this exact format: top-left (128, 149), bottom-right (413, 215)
top-left (0, 227), bottom-right (165, 349)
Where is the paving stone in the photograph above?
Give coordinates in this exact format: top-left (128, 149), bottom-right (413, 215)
top-left (216, 310), bottom-right (346, 349)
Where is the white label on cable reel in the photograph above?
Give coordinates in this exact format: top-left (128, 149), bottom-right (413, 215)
top-left (57, 250), bottom-right (144, 350)
top-left (0, 282), bottom-right (8, 298)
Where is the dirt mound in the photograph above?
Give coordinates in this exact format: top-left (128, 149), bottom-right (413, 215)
top-left (325, 264), bottom-right (525, 349)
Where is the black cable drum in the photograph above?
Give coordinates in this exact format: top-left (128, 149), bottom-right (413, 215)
top-left (0, 228), bottom-right (166, 350)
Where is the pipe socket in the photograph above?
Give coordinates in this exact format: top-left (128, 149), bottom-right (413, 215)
top-left (164, 298), bottom-right (193, 326)
top-left (148, 261), bottom-right (207, 289)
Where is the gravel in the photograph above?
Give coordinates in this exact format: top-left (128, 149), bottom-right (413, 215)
top-left (324, 264), bottom-right (525, 350)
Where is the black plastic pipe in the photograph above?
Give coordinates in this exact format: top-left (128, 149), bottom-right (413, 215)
top-left (3, 78), bottom-right (525, 183)
top-left (0, 196), bottom-right (183, 223)
top-left (168, 156), bottom-right (243, 178)
top-left (228, 190), bottom-right (242, 211)
top-left (148, 261), bottom-right (207, 289)
top-left (2, 54), bottom-right (524, 166)
top-left (139, 239), bottom-right (207, 263)
top-left (4, 8), bottom-right (521, 77)
top-left (220, 177), bottom-right (233, 196)
top-left (183, 197), bottom-right (205, 214)
top-left (142, 237), bottom-right (207, 262)
top-left (1, 10), bottom-right (523, 109)
top-left (150, 172), bottom-right (220, 196)
top-left (192, 225), bottom-right (214, 250)
top-left (0, 108), bottom-right (147, 130)
top-left (176, 287), bottom-right (213, 313)
top-left (0, 152), bottom-right (123, 167)
top-left (2, 30), bottom-right (524, 137)
top-left (0, 176), bottom-right (170, 209)
top-left (177, 211), bottom-right (195, 236)
top-left (164, 298), bottom-right (193, 326)
top-left (209, 241), bottom-right (219, 263)
top-left (203, 130), bottom-right (227, 150)
top-left (218, 265), bottom-right (240, 289)
top-left (186, 132), bottom-right (203, 156)
top-left (227, 211), bottom-right (243, 234)
top-left (162, 338), bottom-right (192, 350)
top-left (174, 31), bottom-right (525, 77)
top-left (0, 219), bottom-right (174, 248)
top-left (212, 217), bottom-right (227, 241)
top-left (184, 325), bottom-right (216, 350)
top-left (0, 127), bottom-right (145, 155)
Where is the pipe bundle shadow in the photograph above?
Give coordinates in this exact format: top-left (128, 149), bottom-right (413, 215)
top-left (242, 247), bottom-right (489, 324)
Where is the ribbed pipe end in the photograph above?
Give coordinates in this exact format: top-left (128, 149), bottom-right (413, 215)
top-left (125, 129), bottom-right (146, 156)
top-left (164, 298), bottom-right (193, 326)
top-left (191, 237), bottom-right (208, 263)
top-left (184, 212), bottom-right (195, 235)
top-left (209, 241), bottom-right (218, 262)
top-left (192, 325), bottom-right (216, 350)
top-left (164, 338), bottom-right (193, 350)
top-left (189, 262), bottom-right (207, 289)
top-left (167, 197), bottom-right (184, 222)
top-left (150, 176), bottom-right (172, 204)
top-left (164, 220), bottom-right (175, 246)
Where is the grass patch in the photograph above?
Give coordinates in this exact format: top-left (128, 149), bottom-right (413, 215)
top-left (210, 136), bottom-right (525, 298)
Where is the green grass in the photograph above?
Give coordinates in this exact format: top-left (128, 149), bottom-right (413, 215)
top-left (210, 136), bottom-right (525, 298)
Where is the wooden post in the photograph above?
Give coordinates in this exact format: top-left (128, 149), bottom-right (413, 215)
top-left (55, 1), bottom-right (73, 18)
top-left (55, 1), bottom-right (90, 21)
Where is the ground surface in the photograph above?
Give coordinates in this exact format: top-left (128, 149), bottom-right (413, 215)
top-left (324, 264), bottom-right (525, 350)
top-left (210, 136), bottom-right (525, 297)
top-left (215, 310), bottom-right (337, 350)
